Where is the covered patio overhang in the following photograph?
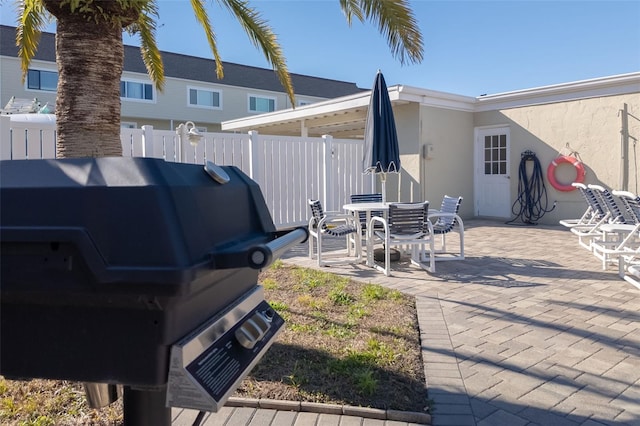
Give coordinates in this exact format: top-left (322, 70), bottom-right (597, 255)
top-left (221, 85), bottom-right (476, 139)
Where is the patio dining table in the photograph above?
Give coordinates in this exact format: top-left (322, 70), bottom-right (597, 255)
top-left (343, 202), bottom-right (390, 266)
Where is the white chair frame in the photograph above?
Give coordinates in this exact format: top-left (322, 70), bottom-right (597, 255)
top-left (308, 199), bottom-right (362, 267)
top-left (367, 202), bottom-right (435, 276)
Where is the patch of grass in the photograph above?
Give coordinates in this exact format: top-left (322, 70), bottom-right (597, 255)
top-left (270, 259), bottom-right (284, 269)
top-left (328, 285), bottom-right (356, 306)
top-left (236, 263), bottom-right (426, 412)
top-left (361, 283), bottom-right (388, 301)
top-left (0, 379), bottom-right (123, 425)
top-left (323, 323), bottom-right (356, 339)
top-left (353, 369), bottom-right (378, 395)
top-left (288, 323), bottom-right (316, 333)
top-left (293, 267), bottom-right (349, 291)
top-left (297, 294), bottom-right (326, 310)
top-left (261, 277), bottom-right (279, 290)
top-left (268, 300), bottom-right (289, 312)
top-left (347, 304), bottom-right (369, 322)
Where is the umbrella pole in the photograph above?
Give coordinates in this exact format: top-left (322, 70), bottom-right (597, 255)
top-left (381, 173), bottom-right (387, 203)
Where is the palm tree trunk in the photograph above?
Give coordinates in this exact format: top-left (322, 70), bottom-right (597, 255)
top-left (53, 17), bottom-right (124, 158)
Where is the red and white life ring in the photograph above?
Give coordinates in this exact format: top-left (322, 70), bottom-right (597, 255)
top-left (546, 155), bottom-right (586, 192)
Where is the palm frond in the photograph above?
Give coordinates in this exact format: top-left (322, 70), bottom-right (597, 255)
top-left (339, 0), bottom-right (363, 25)
top-left (16, 0), bottom-right (51, 80)
top-left (190, 0), bottom-right (224, 79)
top-left (132, 1), bottom-right (165, 90)
top-left (217, 0), bottom-right (294, 107)
top-left (351, 0), bottom-right (423, 65)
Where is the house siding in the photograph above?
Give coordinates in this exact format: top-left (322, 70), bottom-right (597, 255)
top-left (0, 25), bottom-right (363, 131)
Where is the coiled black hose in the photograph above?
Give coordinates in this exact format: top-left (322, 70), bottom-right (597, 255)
top-left (507, 150), bottom-right (556, 225)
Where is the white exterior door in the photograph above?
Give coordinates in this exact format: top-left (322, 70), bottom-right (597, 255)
top-left (474, 127), bottom-right (511, 218)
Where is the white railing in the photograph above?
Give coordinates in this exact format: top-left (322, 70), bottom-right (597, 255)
top-left (0, 116), bottom-right (373, 230)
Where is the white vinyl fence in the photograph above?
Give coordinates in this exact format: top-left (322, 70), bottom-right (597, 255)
top-left (0, 115), bottom-right (373, 230)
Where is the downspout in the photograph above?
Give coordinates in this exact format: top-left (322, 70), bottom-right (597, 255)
top-left (620, 103), bottom-right (629, 191)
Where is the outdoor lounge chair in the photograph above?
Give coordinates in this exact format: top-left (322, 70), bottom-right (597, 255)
top-left (569, 183), bottom-right (613, 250)
top-left (591, 189), bottom-right (640, 269)
top-left (308, 199), bottom-right (362, 267)
top-left (615, 243), bottom-right (640, 291)
top-left (559, 183), bottom-right (604, 228)
top-left (603, 191), bottom-right (640, 288)
top-left (588, 185), bottom-right (640, 269)
top-left (428, 195), bottom-right (464, 261)
top-left (368, 201), bottom-right (435, 276)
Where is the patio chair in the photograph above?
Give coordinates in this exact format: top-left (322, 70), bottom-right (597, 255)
top-left (428, 195), bottom-right (464, 261)
top-left (308, 199), bottom-right (362, 267)
top-left (349, 193), bottom-right (384, 230)
top-left (368, 201), bottom-right (435, 276)
top-left (348, 193), bottom-right (383, 250)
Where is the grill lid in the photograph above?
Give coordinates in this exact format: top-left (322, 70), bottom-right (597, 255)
top-left (0, 157), bottom-right (277, 285)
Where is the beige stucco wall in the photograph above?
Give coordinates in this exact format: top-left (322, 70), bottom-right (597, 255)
top-left (420, 106), bottom-right (475, 219)
top-left (386, 103), bottom-right (475, 219)
top-left (475, 93), bottom-right (640, 225)
top-left (388, 103), bottom-right (420, 203)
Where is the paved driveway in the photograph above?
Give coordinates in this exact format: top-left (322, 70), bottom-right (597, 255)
top-left (282, 219), bottom-right (640, 426)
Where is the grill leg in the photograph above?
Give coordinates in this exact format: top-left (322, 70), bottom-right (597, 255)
top-left (123, 385), bottom-right (171, 426)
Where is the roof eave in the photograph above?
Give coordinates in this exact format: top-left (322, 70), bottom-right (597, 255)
top-left (474, 72), bottom-right (640, 111)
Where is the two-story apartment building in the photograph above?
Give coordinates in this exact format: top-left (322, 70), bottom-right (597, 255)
top-left (0, 25), bottom-right (364, 131)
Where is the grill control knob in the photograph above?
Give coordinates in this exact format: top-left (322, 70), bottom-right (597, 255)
top-left (235, 311), bottom-right (271, 350)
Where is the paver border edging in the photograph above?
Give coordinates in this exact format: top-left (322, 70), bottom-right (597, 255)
top-left (226, 397), bottom-right (432, 424)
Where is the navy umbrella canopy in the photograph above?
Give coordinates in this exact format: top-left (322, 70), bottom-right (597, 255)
top-left (363, 71), bottom-right (400, 202)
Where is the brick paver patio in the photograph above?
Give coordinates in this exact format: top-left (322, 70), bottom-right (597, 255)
top-left (174, 219), bottom-right (640, 426)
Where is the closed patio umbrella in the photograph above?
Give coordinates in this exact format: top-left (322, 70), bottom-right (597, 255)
top-left (363, 70), bottom-right (400, 202)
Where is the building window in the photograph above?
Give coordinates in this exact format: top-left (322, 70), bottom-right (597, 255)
top-left (120, 80), bottom-right (153, 101)
top-left (298, 99), bottom-right (312, 106)
top-left (188, 87), bottom-right (221, 109)
top-left (121, 122), bottom-right (138, 129)
top-left (249, 95), bottom-right (276, 113)
top-left (27, 69), bottom-right (58, 92)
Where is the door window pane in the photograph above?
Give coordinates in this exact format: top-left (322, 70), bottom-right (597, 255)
top-left (483, 133), bottom-right (508, 175)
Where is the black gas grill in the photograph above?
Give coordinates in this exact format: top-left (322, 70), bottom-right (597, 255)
top-left (0, 157), bottom-right (306, 425)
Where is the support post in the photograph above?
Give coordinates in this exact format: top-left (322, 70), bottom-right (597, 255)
top-left (123, 386), bottom-right (171, 426)
top-left (322, 134), bottom-right (333, 211)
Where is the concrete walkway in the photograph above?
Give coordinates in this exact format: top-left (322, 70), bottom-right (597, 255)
top-left (173, 219), bottom-right (640, 426)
